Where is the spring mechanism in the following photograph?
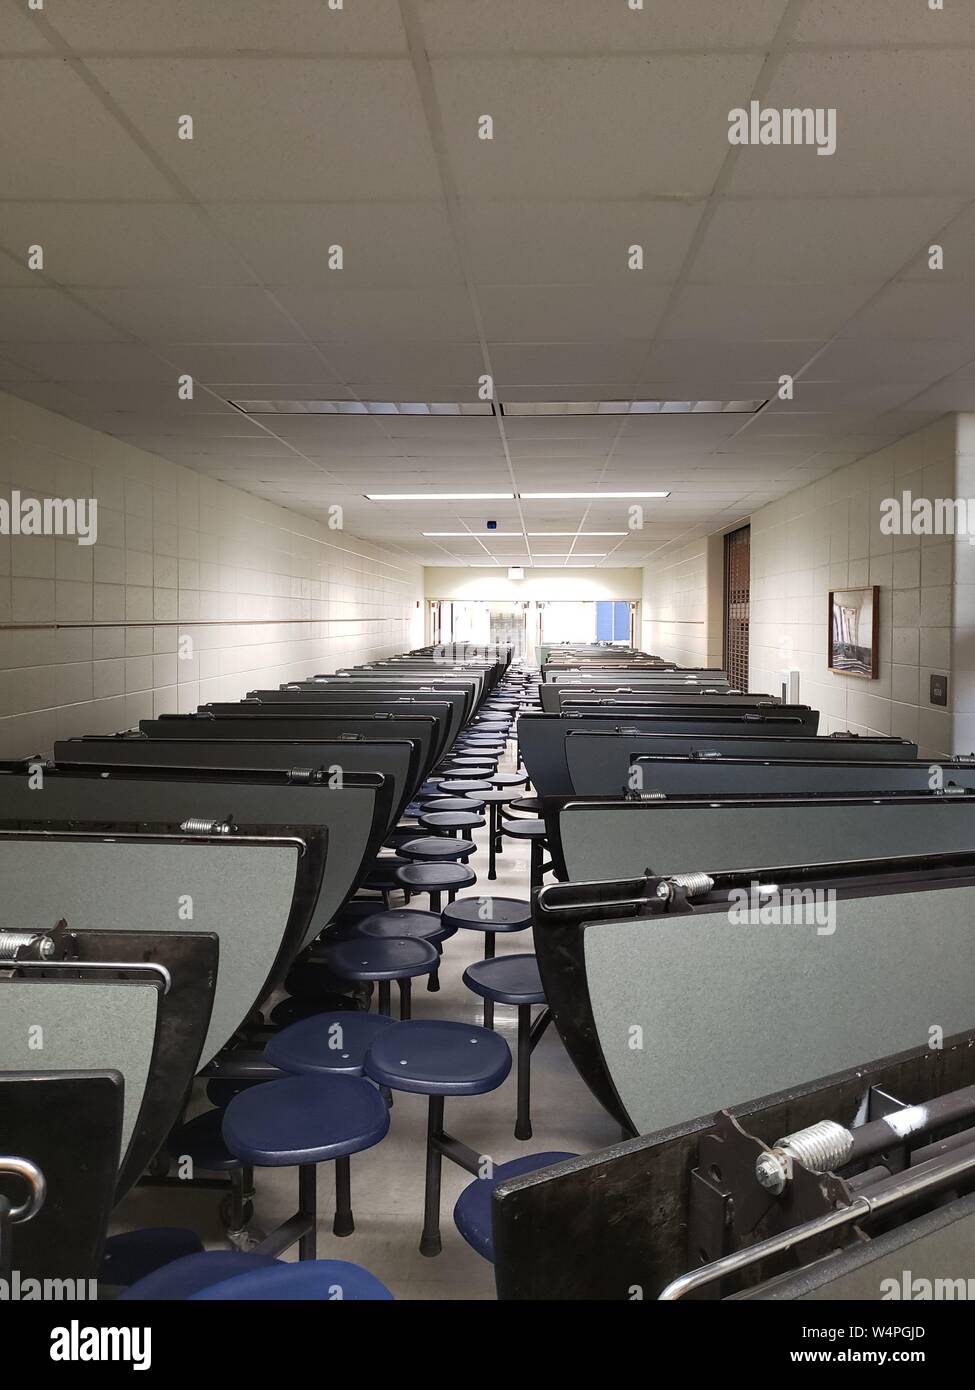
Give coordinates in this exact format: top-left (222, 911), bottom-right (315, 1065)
top-left (654, 872), bottom-right (715, 902)
top-left (0, 930), bottom-right (56, 963)
top-left (755, 1119), bottom-right (854, 1194)
top-left (288, 767), bottom-right (315, 782)
top-left (179, 818), bottom-right (234, 836)
top-left (629, 789), bottom-right (666, 801)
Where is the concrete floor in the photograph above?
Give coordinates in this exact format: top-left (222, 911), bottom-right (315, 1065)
top-left (111, 727), bottom-right (620, 1299)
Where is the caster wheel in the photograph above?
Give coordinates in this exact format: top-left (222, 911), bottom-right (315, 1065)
top-left (226, 1223), bottom-right (266, 1253)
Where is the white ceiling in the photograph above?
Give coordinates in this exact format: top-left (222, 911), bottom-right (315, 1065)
top-left (2, 0), bottom-right (974, 566)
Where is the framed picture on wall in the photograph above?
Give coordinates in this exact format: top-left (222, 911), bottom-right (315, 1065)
top-left (828, 586), bottom-right (879, 679)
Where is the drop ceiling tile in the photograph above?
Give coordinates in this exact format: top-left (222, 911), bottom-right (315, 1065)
top-left (840, 283), bottom-right (975, 341)
top-left (643, 340), bottom-right (823, 379)
top-left (667, 283), bottom-right (878, 340)
top-left (74, 287), bottom-right (306, 342)
top-left (51, 0), bottom-right (409, 51)
top-left (47, 382), bottom-right (244, 414)
top-left (206, 203), bottom-right (463, 288)
top-left (0, 204), bottom-right (256, 287)
top-left (275, 286), bottom-right (477, 341)
top-left (0, 59), bottom-right (176, 198)
top-left (320, 341), bottom-right (484, 384)
top-left (432, 54), bottom-right (765, 199)
top-left (728, 51), bottom-right (975, 197)
top-left (0, 289), bottom-right (127, 342)
top-left (165, 344), bottom-right (336, 383)
top-left (490, 343), bottom-right (647, 385)
top-left (794, 0), bottom-right (975, 44)
top-left (0, 340), bottom-right (176, 382)
top-left (465, 200), bottom-right (704, 284)
top-left (87, 59), bottom-right (442, 200)
top-left (420, 0), bottom-right (789, 51)
top-left (479, 283), bottom-right (669, 342)
top-left (805, 338), bottom-right (975, 384)
top-left (692, 197), bottom-right (967, 284)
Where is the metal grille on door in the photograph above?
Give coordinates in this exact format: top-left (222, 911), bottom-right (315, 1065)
top-left (724, 525), bottom-right (750, 692)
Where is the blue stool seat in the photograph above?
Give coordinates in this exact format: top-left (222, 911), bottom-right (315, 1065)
top-left (463, 954), bottom-right (544, 1005)
top-left (395, 862), bottom-right (476, 894)
top-left (398, 836), bottom-right (476, 862)
top-left (501, 817), bottom-right (546, 839)
top-left (362, 856), bottom-right (410, 889)
top-left (100, 1228), bottom-right (204, 1287)
top-left (169, 1107), bottom-right (240, 1171)
top-left (191, 1259), bottom-right (394, 1301)
top-left (365, 1019), bottom-right (511, 1096)
top-left (356, 908), bottom-right (456, 945)
top-left (118, 1251), bottom-right (280, 1301)
top-left (206, 1075), bottom-right (277, 1109)
top-left (418, 810), bottom-right (485, 834)
top-left (269, 995), bottom-right (360, 1029)
top-left (266, 1011), bottom-right (397, 1077)
top-left (437, 778), bottom-right (493, 794)
top-left (441, 897), bottom-right (531, 933)
top-left (453, 1153), bottom-right (577, 1262)
top-left (223, 1074), bottom-right (390, 1166)
top-left (420, 795), bottom-right (486, 812)
top-left (323, 936), bottom-right (440, 981)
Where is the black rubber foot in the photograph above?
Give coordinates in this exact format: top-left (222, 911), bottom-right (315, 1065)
top-left (427, 974), bottom-right (440, 993)
top-left (419, 1234), bottom-right (442, 1258)
top-left (333, 1214), bottom-right (355, 1237)
top-left (514, 1121), bottom-right (533, 1142)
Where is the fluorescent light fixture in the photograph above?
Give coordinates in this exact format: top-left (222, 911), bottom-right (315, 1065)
top-left (533, 553), bottom-right (608, 558)
top-left (526, 531), bottom-right (626, 537)
top-left (422, 531), bottom-right (523, 537)
top-left (501, 399), bottom-right (764, 416)
top-left (232, 399), bottom-right (494, 416)
top-left (366, 493), bottom-right (514, 501)
top-left (520, 491), bottom-right (670, 500)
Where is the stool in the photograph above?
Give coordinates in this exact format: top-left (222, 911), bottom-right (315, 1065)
top-left (491, 771), bottom-right (530, 792)
top-left (471, 788), bottom-right (517, 880)
top-left (396, 860), bottom-right (476, 912)
top-left (453, 1153), bottom-right (577, 1261)
top-left (437, 778), bottom-right (493, 795)
top-left (361, 855), bottom-right (411, 908)
top-left (463, 954), bottom-right (551, 1139)
top-left (438, 763), bottom-right (495, 779)
top-left (417, 810), bottom-right (485, 837)
top-left (222, 1073), bottom-right (389, 1251)
top-left (357, 906), bottom-right (457, 994)
top-left (501, 816), bottom-right (549, 890)
top-left (166, 1108), bottom-right (254, 1241)
top-left (321, 937), bottom-right (440, 1018)
top-left (119, 1250), bottom-right (281, 1301)
top-left (365, 1020), bottom-right (511, 1256)
top-left (266, 1011), bottom-right (397, 1077)
top-left (441, 894), bottom-right (532, 1030)
top-left (268, 995), bottom-right (361, 1029)
top-left (421, 795), bottom-right (485, 813)
top-left (192, 1258), bottom-right (394, 1301)
top-left (100, 1228), bottom-right (204, 1288)
top-left (398, 836), bottom-right (476, 865)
